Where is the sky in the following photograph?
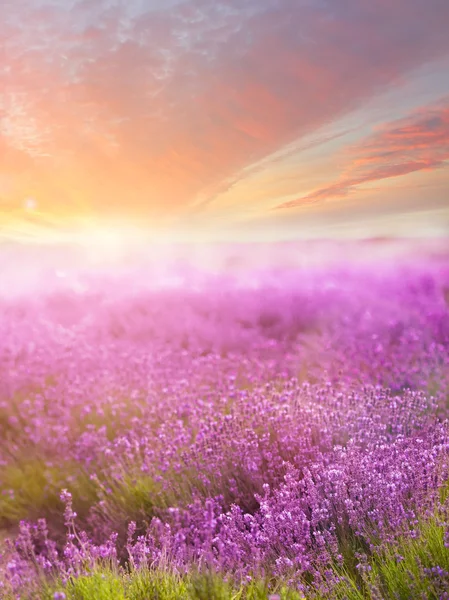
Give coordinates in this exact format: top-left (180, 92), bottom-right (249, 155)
top-left (1, 0), bottom-right (449, 244)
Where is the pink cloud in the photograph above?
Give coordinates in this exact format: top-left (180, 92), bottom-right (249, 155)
top-left (276, 101), bottom-right (449, 209)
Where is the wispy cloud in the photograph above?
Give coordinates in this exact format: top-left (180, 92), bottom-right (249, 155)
top-left (275, 99), bottom-right (449, 209)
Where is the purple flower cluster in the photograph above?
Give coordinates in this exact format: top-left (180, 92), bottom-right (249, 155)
top-left (1, 253), bottom-right (449, 595)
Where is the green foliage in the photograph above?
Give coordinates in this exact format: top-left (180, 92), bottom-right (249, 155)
top-left (368, 517), bottom-right (449, 599)
top-left (39, 569), bottom-right (306, 600)
top-left (0, 457), bottom-right (97, 533)
top-left (325, 512), bottom-right (449, 600)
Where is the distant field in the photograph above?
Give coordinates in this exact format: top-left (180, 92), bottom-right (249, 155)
top-left (1, 240), bottom-right (449, 599)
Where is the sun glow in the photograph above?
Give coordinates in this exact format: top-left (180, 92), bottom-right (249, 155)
top-left (67, 225), bottom-right (148, 263)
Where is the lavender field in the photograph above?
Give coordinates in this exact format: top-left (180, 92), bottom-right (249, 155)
top-left (1, 241), bottom-right (449, 599)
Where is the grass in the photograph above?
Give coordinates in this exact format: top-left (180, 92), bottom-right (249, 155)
top-left (2, 510), bottom-right (448, 600)
top-left (0, 457), bottom-right (98, 536)
top-left (10, 569), bottom-right (306, 600)
top-left (326, 512), bottom-right (449, 600)
top-left (368, 517), bottom-right (449, 599)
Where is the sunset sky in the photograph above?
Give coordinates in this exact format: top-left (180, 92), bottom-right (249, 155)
top-left (1, 0), bottom-right (449, 244)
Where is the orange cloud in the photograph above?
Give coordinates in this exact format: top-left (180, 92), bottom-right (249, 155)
top-left (276, 100), bottom-right (449, 209)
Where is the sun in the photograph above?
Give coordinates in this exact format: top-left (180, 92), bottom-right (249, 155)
top-left (24, 197), bottom-right (37, 211)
